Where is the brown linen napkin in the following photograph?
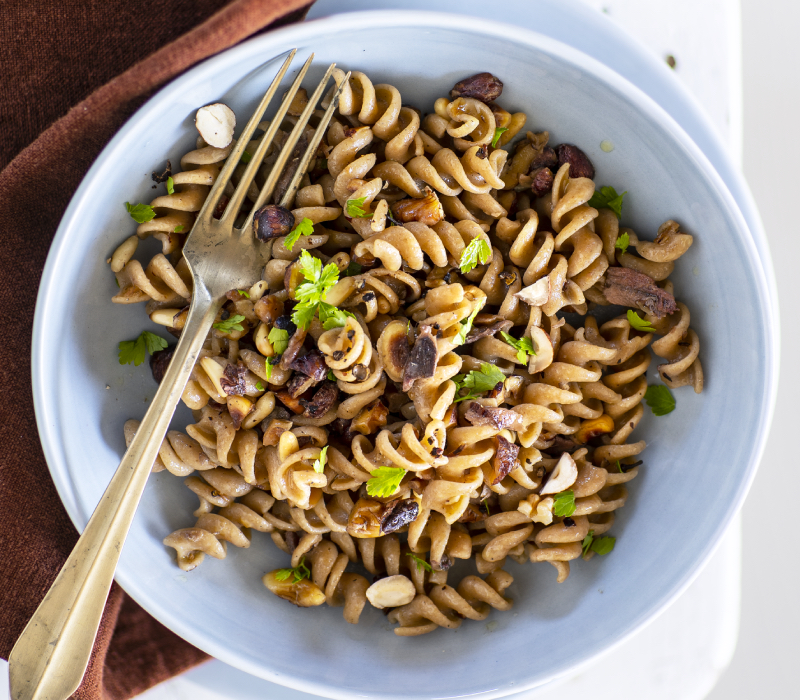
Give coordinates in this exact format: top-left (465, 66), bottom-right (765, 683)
top-left (0, 1), bottom-right (314, 698)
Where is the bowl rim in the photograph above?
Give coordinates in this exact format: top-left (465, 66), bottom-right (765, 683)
top-left (32, 9), bottom-right (779, 699)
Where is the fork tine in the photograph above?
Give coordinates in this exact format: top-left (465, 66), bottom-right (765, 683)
top-left (219, 53), bottom-right (318, 228)
top-left (197, 48), bottom-right (300, 225)
top-left (240, 62), bottom-right (338, 230)
top-left (275, 71), bottom-right (351, 211)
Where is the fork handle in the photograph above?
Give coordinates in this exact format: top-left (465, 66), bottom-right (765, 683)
top-left (9, 290), bottom-right (222, 700)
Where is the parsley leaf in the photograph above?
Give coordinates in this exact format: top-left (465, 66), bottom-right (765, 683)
top-left (614, 232), bottom-right (630, 256)
top-left (627, 310), bottom-right (657, 333)
top-left (274, 556), bottom-right (310, 584)
top-left (118, 331), bottom-right (168, 367)
top-left (582, 530), bottom-right (616, 557)
top-left (582, 530), bottom-right (595, 557)
top-left (319, 303), bottom-right (355, 330)
top-left (236, 289), bottom-right (250, 298)
top-left (256, 381), bottom-right (265, 392)
top-left (553, 490), bottom-right (576, 518)
top-left (500, 331), bottom-right (536, 364)
top-left (406, 552), bottom-right (433, 573)
top-left (491, 127), bottom-right (509, 148)
top-left (264, 358), bottom-right (273, 381)
top-left (174, 225), bottom-right (184, 233)
top-left (327, 369), bottom-right (335, 381)
top-left (284, 217), bottom-right (314, 251)
top-left (291, 250), bottom-right (341, 330)
top-left (166, 176), bottom-right (175, 195)
top-left (616, 460), bottom-right (623, 473)
top-left (313, 445), bottom-right (328, 474)
top-left (213, 314), bottom-right (245, 333)
top-left (644, 384), bottom-right (676, 416)
top-left (454, 307), bottom-right (479, 346)
top-left (240, 150), bottom-right (252, 164)
top-left (268, 327), bottom-right (290, 355)
top-left (366, 466), bottom-right (406, 498)
top-left (125, 202), bottom-right (155, 224)
top-left (345, 196), bottom-right (371, 218)
top-left (588, 186), bottom-right (627, 219)
top-left (453, 363), bottom-right (506, 402)
top-left (344, 261), bottom-right (362, 277)
top-left (459, 237), bottom-right (492, 274)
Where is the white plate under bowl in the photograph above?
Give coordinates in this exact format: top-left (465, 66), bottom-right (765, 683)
top-left (33, 10), bottom-right (776, 700)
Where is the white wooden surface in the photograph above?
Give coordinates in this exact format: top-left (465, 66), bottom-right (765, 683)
top-left (1, 1), bottom-right (743, 698)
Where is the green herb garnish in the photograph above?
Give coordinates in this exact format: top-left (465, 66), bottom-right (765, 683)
top-left (588, 186), bottom-right (626, 219)
top-left (274, 556), bottom-right (310, 583)
top-left (553, 490), bottom-right (576, 518)
top-left (406, 552), bottom-right (433, 573)
top-left (344, 261), bottom-right (363, 277)
top-left (174, 225), bottom-right (184, 233)
top-left (614, 232), bottom-right (630, 256)
top-left (453, 363), bottom-right (506, 402)
top-left (240, 150), bottom-right (252, 164)
top-left (284, 217), bottom-right (314, 251)
top-left (256, 381), bottom-right (265, 392)
top-left (616, 460), bottom-right (623, 473)
top-left (313, 445), bottom-right (328, 474)
top-left (644, 384), bottom-right (676, 416)
top-left (366, 466), bottom-right (406, 498)
top-left (327, 369), bottom-right (335, 381)
top-left (264, 358), bottom-right (273, 381)
top-left (319, 303), bottom-right (356, 330)
top-left (627, 310), bottom-right (657, 333)
top-left (454, 307), bottom-right (479, 346)
top-left (166, 176), bottom-right (175, 195)
top-left (459, 237), bottom-right (492, 274)
top-left (237, 289), bottom-right (250, 298)
top-left (124, 202), bottom-right (155, 223)
top-left (491, 127), bottom-right (508, 148)
top-left (268, 327), bottom-right (290, 355)
top-left (291, 250), bottom-right (341, 330)
top-left (582, 530), bottom-right (616, 557)
top-left (213, 314), bottom-right (245, 333)
top-left (118, 331), bottom-right (168, 367)
top-left (500, 331), bottom-right (536, 364)
top-left (345, 196), bottom-right (371, 218)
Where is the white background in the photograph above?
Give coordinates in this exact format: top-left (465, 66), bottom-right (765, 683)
top-left (3, 0), bottom-right (797, 698)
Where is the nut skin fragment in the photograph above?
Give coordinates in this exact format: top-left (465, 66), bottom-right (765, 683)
top-left (464, 319), bottom-right (513, 344)
top-left (541, 435), bottom-right (580, 457)
top-left (219, 363), bottom-right (247, 396)
top-left (464, 402), bottom-right (525, 431)
top-left (491, 435), bottom-right (521, 485)
top-left (279, 327), bottom-right (308, 370)
top-left (449, 72), bottom-right (504, 103)
top-left (555, 144), bottom-right (595, 180)
top-left (286, 372), bottom-right (318, 399)
top-left (366, 574), bottom-right (416, 610)
top-left (390, 189), bottom-right (444, 226)
top-left (530, 147), bottom-right (558, 171)
top-left (603, 266), bottom-right (678, 319)
top-left (402, 325), bottom-right (438, 392)
top-left (530, 167), bottom-right (554, 197)
top-left (151, 160), bottom-right (172, 184)
top-left (150, 346), bottom-right (174, 384)
top-left (253, 204), bottom-right (295, 243)
top-left (262, 571), bottom-right (326, 607)
top-left (299, 381), bottom-right (338, 418)
top-left (289, 350), bottom-right (327, 381)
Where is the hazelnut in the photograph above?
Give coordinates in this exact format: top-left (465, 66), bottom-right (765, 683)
top-left (254, 204), bottom-right (295, 243)
top-left (262, 571), bottom-right (326, 607)
top-left (574, 415), bottom-right (615, 444)
top-left (365, 575), bottom-right (416, 609)
top-left (195, 103), bottom-right (236, 148)
top-left (390, 188), bottom-right (444, 226)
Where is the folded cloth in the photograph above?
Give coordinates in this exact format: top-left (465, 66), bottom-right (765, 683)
top-left (0, 1), bottom-right (313, 698)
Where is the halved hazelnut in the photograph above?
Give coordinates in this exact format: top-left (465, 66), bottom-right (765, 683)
top-left (366, 574), bottom-right (416, 609)
top-left (390, 188), bottom-right (444, 226)
top-left (574, 415), bottom-right (615, 444)
top-left (262, 571), bottom-right (326, 607)
top-left (377, 320), bottom-right (411, 383)
top-left (515, 277), bottom-right (550, 306)
top-left (195, 103), bottom-right (236, 148)
top-left (540, 453), bottom-right (579, 495)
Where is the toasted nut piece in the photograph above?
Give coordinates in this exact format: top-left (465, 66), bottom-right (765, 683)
top-left (351, 400), bottom-right (389, 436)
top-left (574, 414), bottom-right (615, 444)
top-left (517, 493), bottom-right (541, 519)
top-left (555, 143), bottom-right (595, 180)
top-left (227, 395), bottom-right (253, 430)
top-left (347, 498), bottom-right (390, 538)
top-left (540, 453), bottom-right (579, 495)
top-left (449, 72), bottom-right (504, 103)
top-left (528, 326), bottom-right (554, 374)
top-left (366, 574), bottom-right (416, 609)
top-left (150, 346), bottom-right (174, 384)
top-left (403, 324), bottom-right (438, 392)
top-left (195, 103), bottom-right (236, 148)
top-left (390, 189), bottom-right (444, 226)
top-left (262, 571), bottom-right (326, 607)
top-left (254, 204), bottom-right (295, 242)
top-left (530, 167), bottom-right (554, 196)
top-left (490, 435), bottom-right (520, 485)
top-left (532, 496), bottom-right (554, 525)
top-left (515, 277), bottom-right (550, 306)
top-left (283, 261), bottom-right (305, 300)
top-left (262, 418), bottom-right (293, 446)
top-left (200, 357), bottom-right (226, 396)
top-left (377, 320), bottom-right (411, 383)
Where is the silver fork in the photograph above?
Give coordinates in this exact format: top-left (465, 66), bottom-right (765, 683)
top-left (8, 50), bottom-right (349, 700)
